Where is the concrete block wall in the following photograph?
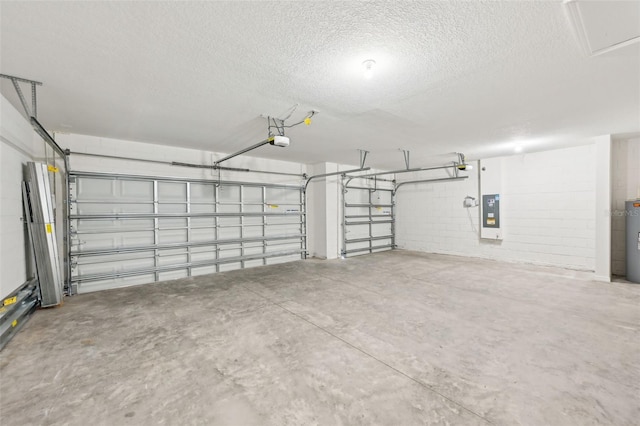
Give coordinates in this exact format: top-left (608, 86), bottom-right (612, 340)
top-left (396, 143), bottom-right (598, 271)
top-left (611, 138), bottom-right (640, 276)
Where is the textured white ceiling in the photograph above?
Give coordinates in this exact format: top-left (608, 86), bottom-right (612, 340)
top-left (1, 1), bottom-right (638, 169)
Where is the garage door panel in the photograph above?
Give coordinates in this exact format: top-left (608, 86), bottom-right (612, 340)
top-left (244, 259), bottom-right (264, 268)
top-left (158, 229), bottom-right (187, 244)
top-left (158, 182), bottom-right (186, 201)
top-left (243, 204), bottom-right (263, 213)
top-left (76, 218), bottom-right (154, 232)
top-left (345, 190), bottom-right (369, 204)
top-left (243, 187), bottom-right (263, 203)
top-left (243, 226), bottom-right (265, 238)
top-left (243, 217), bottom-right (263, 226)
top-left (373, 191), bottom-right (392, 204)
top-left (70, 173), bottom-right (304, 292)
top-left (342, 181), bottom-right (395, 257)
top-left (76, 178), bottom-right (114, 199)
top-left (371, 223), bottom-right (392, 235)
top-left (218, 186), bottom-right (239, 202)
top-left (220, 247), bottom-right (241, 258)
top-left (267, 254), bottom-right (300, 265)
top-left (191, 230), bottom-right (216, 242)
top-left (191, 250), bottom-right (216, 262)
top-left (157, 253), bottom-right (188, 266)
top-left (191, 204), bottom-right (216, 213)
top-left (158, 203), bottom-right (187, 214)
top-left (157, 218), bottom-right (187, 229)
top-left (158, 270), bottom-right (189, 281)
top-left (191, 217), bottom-right (215, 228)
top-left (119, 180), bottom-right (154, 199)
top-left (190, 183), bottom-right (215, 200)
top-left (266, 187), bottom-right (298, 202)
top-left (77, 256), bottom-right (155, 276)
top-left (218, 227), bottom-right (241, 240)
top-left (76, 202), bottom-right (153, 215)
top-left (219, 262), bottom-right (241, 272)
top-left (78, 274), bottom-right (155, 294)
top-left (219, 204), bottom-right (241, 213)
top-left (78, 231), bottom-right (155, 251)
top-left (192, 265), bottom-right (217, 276)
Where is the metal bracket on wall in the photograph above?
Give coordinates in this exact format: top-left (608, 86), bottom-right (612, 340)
top-left (0, 73), bottom-right (42, 119)
top-left (0, 279), bottom-right (39, 351)
top-left (402, 149), bottom-right (410, 170)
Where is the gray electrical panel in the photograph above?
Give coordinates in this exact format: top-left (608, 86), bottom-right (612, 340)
top-left (626, 200), bottom-right (640, 284)
top-left (482, 194), bottom-right (500, 228)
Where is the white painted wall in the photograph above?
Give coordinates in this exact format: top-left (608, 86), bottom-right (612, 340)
top-left (611, 137), bottom-right (640, 276)
top-left (594, 137), bottom-right (612, 281)
top-left (307, 163), bottom-right (339, 259)
top-left (0, 95), bottom-right (44, 298)
top-left (396, 143), bottom-right (598, 271)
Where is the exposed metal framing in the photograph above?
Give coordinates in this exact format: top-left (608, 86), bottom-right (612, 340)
top-left (214, 138), bottom-right (273, 165)
top-left (394, 176), bottom-right (468, 194)
top-left (341, 175), bottom-right (396, 258)
top-left (68, 171), bottom-right (305, 290)
top-left (70, 152), bottom-right (305, 177)
top-left (0, 279), bottom-right (39, 351)
top-left (0, 73), bottom-right (42, 119)
top-left (67, 170), bottom-right (301, 188)
top-left (340, 153), bottom-right (471, 258)
top-left (22, 163), bottom-right (64, 307)
top-left (2, 74), bottom-right (73, 297)
top-left (301, 167), bottom-right (370, 258)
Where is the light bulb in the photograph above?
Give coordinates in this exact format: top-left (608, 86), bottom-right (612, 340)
top-left (362, 59), bottom-right (376, 79)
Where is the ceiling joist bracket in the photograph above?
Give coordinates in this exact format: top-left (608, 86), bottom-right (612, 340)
top-left (0, 73), bottom-right (42, 119)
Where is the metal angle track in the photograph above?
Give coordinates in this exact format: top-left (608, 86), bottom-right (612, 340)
top-left (69, 171), bottom-right (303, 190)
top-left (345, 220), bottom-right (394, 226)
top-left (68, 151), bottom-right (304, 177)
top-left (0, 279), bottom-right (38, 351)
top-left (344, 244), bottom-right (394, 255)
top-left (345, 235), bottom-right (394, 244)
top-left (344, 203), bottom-right (393, 208)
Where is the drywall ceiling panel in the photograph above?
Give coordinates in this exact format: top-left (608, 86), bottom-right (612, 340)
top-left (0, 1), bottom-right (638, 168)
top-left (566, 0), bottom-right (640, 55)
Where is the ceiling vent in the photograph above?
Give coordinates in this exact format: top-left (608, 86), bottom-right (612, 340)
top-left (565, 0), bottom-right (640, 56)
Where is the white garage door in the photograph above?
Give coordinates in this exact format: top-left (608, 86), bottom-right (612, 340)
top-left (342, 177), bottom-right (395, 257)
top-left (68, 172), bottom-right (305, 293)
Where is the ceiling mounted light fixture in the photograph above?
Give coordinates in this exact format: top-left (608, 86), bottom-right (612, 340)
top-left (362, 59), bottom-right (376, 79)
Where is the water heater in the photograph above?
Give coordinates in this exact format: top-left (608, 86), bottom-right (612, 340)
top-left (627, 200), bottom-right (640, 284)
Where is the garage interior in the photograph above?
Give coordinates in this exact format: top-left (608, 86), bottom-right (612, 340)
top-left (1, 1), bottom-right (639, 425)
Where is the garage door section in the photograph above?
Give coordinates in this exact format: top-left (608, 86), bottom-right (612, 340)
top-left (68, 172), bottom-right (304, 293)
top-left (342, 176), bottom-right (395, 257)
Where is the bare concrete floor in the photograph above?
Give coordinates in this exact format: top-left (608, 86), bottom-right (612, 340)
top-left (1, 250), bottom-right (639, 425)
